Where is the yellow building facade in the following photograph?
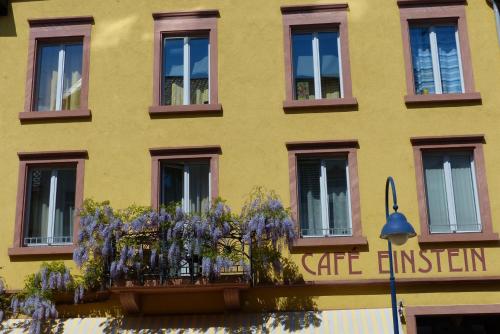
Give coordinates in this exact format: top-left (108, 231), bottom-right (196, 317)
top-left (1, 0), bottom-right (500, 333)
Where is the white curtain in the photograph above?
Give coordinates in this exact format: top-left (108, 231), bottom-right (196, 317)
top-left (423, 154), bottom-right (450, 233)
top-left (436, 26), bottom-right (462, 94)
top-left (450, 154), bottom-right (479, 232)
top-left (325, 159), bottom-right (350, 235)
top-left (298, 159), bottom-right (322, 236)
top-left (25, 169), bottom-right (51, 244)
top-left (410, 27), bottom-right (436, 94)
top-left (53, 169), bottom-right (76, 242)
top-left (188, 163), bottom-right (210, 214)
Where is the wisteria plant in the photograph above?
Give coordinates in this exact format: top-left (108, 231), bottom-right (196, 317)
top-left (10, 262), bottom-right (79, 334)
top-left (73, 189), bottom-right (297, 291)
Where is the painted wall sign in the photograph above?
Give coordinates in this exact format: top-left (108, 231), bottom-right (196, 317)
top-left (301, 248), bottom-right (487, 276)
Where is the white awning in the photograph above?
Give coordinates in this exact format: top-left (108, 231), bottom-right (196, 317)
top-left (3, 308), bottom-right (403, 333)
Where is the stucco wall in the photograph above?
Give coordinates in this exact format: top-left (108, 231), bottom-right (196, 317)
top-left (1, 0), bottom-right (499, 317)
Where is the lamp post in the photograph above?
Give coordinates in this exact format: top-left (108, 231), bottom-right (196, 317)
top-left (380, 177), bottom-right (416, 334)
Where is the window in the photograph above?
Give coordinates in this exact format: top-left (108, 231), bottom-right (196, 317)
top-left (410, 24), bottom-right (464, 95)
top-left (281, 4), bottom-right (357, 109)
top-left (34, 41), bottom-right (84, 111)
top-left (398, 1), bottom-right (480, 104)
top-left (160, 161), bottom-right (210, 213)
top-left (406, 305), bottom-right (500, 334)
top-left (24, 167), bottom-right (76, 246)
top-left (422, 151), bottom-right (480, 234)
top-left (287, 140), bottom-right (366, 248)
top-left (150, 10), bottom-right (221, 115)
top-left (411, 136), bottom-right (498, 243)
top-left (163, 37), bottom-right (210, 106)
top-left (292, 31), bottom-right (342, 100)
top-left (9, 151), bottom-right (87, 257)
top-left (150, 146), bottom-right (220, 211)
top-left (22, 16), bottom-right (92, 120)
top-left (298, 157), bottom-right (351, 237)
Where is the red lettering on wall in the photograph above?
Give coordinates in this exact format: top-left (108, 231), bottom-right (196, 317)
top-left (378, 251), bottom-right (389, 274)
top-left (447, 248), bottom-right (462, 272)
top-left (418, 250), bottom-right (432, 273)
top-left (463, 248), bottom-right (469, 272)
top-left (393, 251), bottom-right (399, 274)
top-left (348, 252), bottom-right (362, 275)
top-left (431, 249), bottom-right (445, 272)
top-left (401, 250), bottom-right (416, 273)
top-left (333, 253), bottom-right (345, 275)
top-left (301, 253), bottom-right (316, 275)
top-left (471, 248), bottom-right (486, 272)
top-left (317, 252), bottom-right (331, 276)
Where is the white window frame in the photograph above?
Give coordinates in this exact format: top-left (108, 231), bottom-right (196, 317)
top-left (425, 152), bottom-right (482, 234)
top-left (301, 157), bottom-right (352, 237)
top-left (295, 31), bottom-right (344, 100)
top-left (24, 168), bottom-right (73, 246)
top-left (163, 36), bottom-right (211, 105)
top-left (413, 24), bottom-right (465, 94)
top-left (494, 0), bottom-right (500, 46)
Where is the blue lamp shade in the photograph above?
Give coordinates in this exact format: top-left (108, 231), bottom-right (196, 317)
top-left (380, 212), bottom-right (416, 246)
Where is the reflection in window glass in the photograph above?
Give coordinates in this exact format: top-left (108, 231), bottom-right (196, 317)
top-left (24, 167), bottom-right (76, 246)
top-left (160, 161), bottom-right (210, 214)
top-left (292, 31), bottom-right (342, 100)
top-left (410, 25), bottom-right (463, 95)
top-left (162, 37), bottom-right (209, 106)
top-left (34, 42), bottom-right (83, 111)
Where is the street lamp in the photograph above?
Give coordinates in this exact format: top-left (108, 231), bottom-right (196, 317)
top-left (380, 176), bottom-right (416, 334)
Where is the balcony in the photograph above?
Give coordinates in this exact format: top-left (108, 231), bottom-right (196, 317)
top-left (73, 194), bottom-right (297, 314)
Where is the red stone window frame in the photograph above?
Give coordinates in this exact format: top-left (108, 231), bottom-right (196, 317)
top-left (8, 150), bottom-right (87, 257)
top-left (281, 4), bottom-right (357, 110)
top-left (411, 135), bottom-right (498, 244)
top-left (286, 140), bottom-right (366, 249)
top-left (398, 0), bottom-right (481, 104)
top-left (21, 16), bottom-right (93, 121)
top-left (406, 304), bottom-right (500, 334)
top-left (149, 10), bottom-right (221, 116)
top-left (150, 146), bottom-right (220, 209)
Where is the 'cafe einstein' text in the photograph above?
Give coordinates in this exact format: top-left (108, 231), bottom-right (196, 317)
top-left (301, 248), bottom-right (487, 276)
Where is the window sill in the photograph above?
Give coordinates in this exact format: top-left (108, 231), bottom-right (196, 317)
top-left (418, 232), bottom-right (500, 244)
top-left (404, 92), bottom-right (481, 105)
top-left (291, 235), bottom-right (368, 249)
top-left (149, 104), bottom-right (222, 115)
top-left (19, 109), bottom-right (91, 121)
top-left (8, 245), bottom-right (75, 258)
top-left (283, 97), bottom-right (358, 110)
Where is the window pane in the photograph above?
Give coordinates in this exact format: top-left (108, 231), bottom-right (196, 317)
top-left (34, 44), bottom-right (60, 111)
top-left (54, 169), bottom-right (76, 243)
top-left (61, 43), bottom-right (83, 110)
top-left (160, 163), bottom-right (184, 207)
top-left (318, 32), bottom-right (341, 99)
top-left (410, 27), bottom-right (436, 95)
top-left (188, 163), bottom-right (210, 213)
top-left (298, 159), bottom-right (322, 236)
top-left (450, 152), bottom-right (480, 232)
top-left (325, 159), bottom-right (350, 235)
top-left (163, 38), bottom-right (184, 105)
top-left (435, 26), bottom-right (462, 94)
top-left (189, 38), bottom-right (209, 105)
top-left (292, 33), bottom-right (315, 100)
top-left (423, 154), bottom-right (451, 233)
top-left (24, 169), bottom-right (52, 245)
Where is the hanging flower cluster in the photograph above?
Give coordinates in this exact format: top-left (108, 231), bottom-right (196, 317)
top-left (74, 190), bottom-right (296, 289)
top-left (9, 262), bottom-right (76, 334)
